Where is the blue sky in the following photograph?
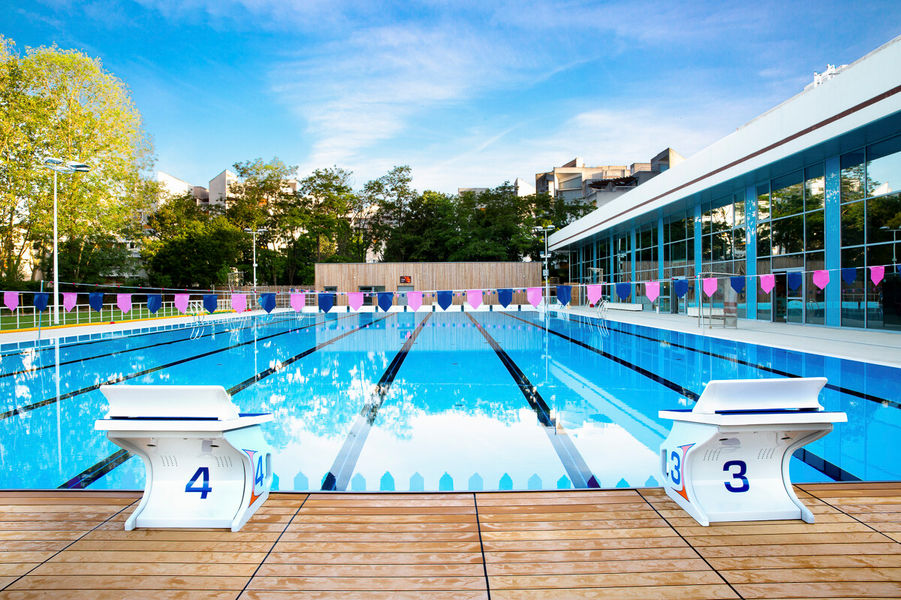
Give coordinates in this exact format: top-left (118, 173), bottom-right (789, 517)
top-left (6, 1), bottom-right (901, 193)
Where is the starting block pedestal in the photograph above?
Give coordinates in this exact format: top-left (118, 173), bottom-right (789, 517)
top-left (96, 385), bottom-right (273, 532)
top-left (659, 378), bottom-right (845, 526)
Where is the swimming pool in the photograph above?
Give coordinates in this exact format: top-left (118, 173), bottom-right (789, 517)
top-left (1, 309), bottom-right (898, 491)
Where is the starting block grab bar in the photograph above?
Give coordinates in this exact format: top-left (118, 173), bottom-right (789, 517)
top-left (659, 377), bottom-right (846, 526)
top-left (95, 385), bottom-right (273, 532)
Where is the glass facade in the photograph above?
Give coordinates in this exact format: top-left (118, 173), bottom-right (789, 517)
top-left (563, 131), bottom-right (901, 331)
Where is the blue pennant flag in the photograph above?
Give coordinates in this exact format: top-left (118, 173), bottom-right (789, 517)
top-left (146, 294), bottom-right (162, 314)
top-left (88, 292), bottom-right (104, 313)
top-left (787, 272), bottom-right (802, 291)
top-left (673, 279), bottom-right (689, 298)
top-left (841, 267), bottom-right (857, 285)
top-left (497, 288), bottom-right (513, 308)
top-left (260, 293), bottom-right (276, 313)
top-left (730, 276), bottom-right (745, 294)
top-left (377, 291), bottom-right (394, 312)
top-left (437, 290), bottom-right (452, 310)
top-left (556, 285), bottom-right (572, 306)
top-left (33, 292), bottom-right (49, 313)
top-left (615, 282), bottom-right (631, 301)
top-left (203, 294), bottom-right (218, 314)
top-left (318, 292), bottom-right (335, 313)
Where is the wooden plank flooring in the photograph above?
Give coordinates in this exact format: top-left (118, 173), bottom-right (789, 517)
top-left (1, 483), bottom-right (901, 599)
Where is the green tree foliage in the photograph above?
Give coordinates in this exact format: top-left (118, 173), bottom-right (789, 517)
top-left (0, 36), bottom-right (154, 284)
top-left (145, 216), bottom-right (243, 289)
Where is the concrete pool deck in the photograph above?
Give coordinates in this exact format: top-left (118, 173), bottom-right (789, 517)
top-left (1, 484), bottom-right (900, 598)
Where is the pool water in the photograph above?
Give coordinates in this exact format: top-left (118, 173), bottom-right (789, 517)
top-left (1, 310), bottom-right (898, 491)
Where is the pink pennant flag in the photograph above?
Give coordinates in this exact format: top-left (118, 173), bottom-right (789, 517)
top-left (586, 284), bottom-right (603, 305)
top-left (645, 281), bottom-right (660, 303)
top-left (467, 289), bottom-right (482, 309)
top-left (760, 274), bottom-right (775, 294)
top-left (407, 290), bottom-right (422, 311)
top-left (174, 293), bottom-right (189, 314)
top-left (527, 287), bottom-right (542, 307)
top-left (63, 292), bottom-right (77, 313)
top-left (3, 291), bottom-right (19, 312)
top-left (703, 277), bottom-right (718, 298)
top-left (290, 292), bottom-right (305, 312)
top-left (116, 293), bottom-right (132, 314)
top-left (812, 270), bottom-right (830, 290)
top-left (871, 265), bottom-right (885, 286)
top-left (231, 293), bottom-right (247, 313)
top-left (347, 292), bottom-right (363, 311)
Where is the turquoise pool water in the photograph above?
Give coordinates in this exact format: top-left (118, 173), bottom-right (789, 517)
top-left (1, 310), bottom-right (897, 491)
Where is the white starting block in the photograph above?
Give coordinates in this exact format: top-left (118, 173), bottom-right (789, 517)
top-left (659, 378), bottom-right (846, 526)
top-left (96, 385), bottom-right (273, 532)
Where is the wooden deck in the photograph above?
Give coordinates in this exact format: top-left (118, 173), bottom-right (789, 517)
top-left (2, 483), bottom-right (901, 599)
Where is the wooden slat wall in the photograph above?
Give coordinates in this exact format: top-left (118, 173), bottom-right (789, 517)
top-left (314, 262), bottom-right (540, 305)
top-left (2, 484), bottom-right (901, 598)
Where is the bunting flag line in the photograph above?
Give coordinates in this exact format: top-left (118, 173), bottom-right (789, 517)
top-left (116, 294), bottom-right (132, 314)
top-left (467, 289), bottom-right (482, 309)
top-left (174, 293), bottom-right (190, 314)
top-left (586, 284), bottom-right (602, 305)
top-left (673, 279), bottom-right (689, 298)
top-left (497, 288), bottom-right (513, 308)
top-left (437, 290), bottom-right (453, 311)
top-left (703, 277), bottom-right (717, 298)
top-left (841, 267), bottom-right (857, 285)
top-left (89, 292), bottom-right (104, 313)
top-left (347, 292), bottom-right (363, 311)
top-left (318, 292), bottom-right (335, 313)
top-left (146, 294), bottom-right (162, 314)
top-left (231, 293), bottom-right (247, 313)
top-left (203, 294), bottom-right (218, 314)
top-left (33, 292), bottom-right (49, 313)
top-left (261, 293), bottom-right (276, 313)
top-left (3, 291), bottom-right (18, 312)
top-left (871, 265), bottom-right (885, 286)
top-left (645, 281), bottom-right (660, 303)
top-left (556, 285), bottom-right (571, 306)
top-left (526, 287), bottom-right (542, 307)
top-left (63, 292), bottom-right (77, 313)
top-left (813, 270), bottom-right (830, 290)
top-left (787, 272), bottom-right (803, 291)
top-left (730, 276), bottom-right (745, 294)
top-left (407, 291), bottom-right (423, 311)
top-left (377, 291), bottom-right (393, 312)
top-left (616, 282), bottom-right (631, 301)
top-left (760, 274), bottom-right (776, 294)
top-left (290, 292), bottom-right (305, 312)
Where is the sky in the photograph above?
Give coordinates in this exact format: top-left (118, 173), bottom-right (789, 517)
top-left (5, 1), bottom-right (901, 194)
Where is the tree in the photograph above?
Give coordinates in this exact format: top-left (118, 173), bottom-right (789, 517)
top-left (0, 36), bottom-right (155, 284)
top-left (145, 216), bottom-right (243, 289)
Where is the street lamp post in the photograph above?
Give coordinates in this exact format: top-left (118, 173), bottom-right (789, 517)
top-left (41, 157), bottom-right (90, 325)
top-left (533, 225), bottom-right (555, 307)
top-left (244, 227), bottom-right (267, 289)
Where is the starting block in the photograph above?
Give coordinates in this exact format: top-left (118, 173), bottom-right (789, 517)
top-left (659, 377), bottom-right (846, 526)
top-left (96, 385), bottom-right (273, 532)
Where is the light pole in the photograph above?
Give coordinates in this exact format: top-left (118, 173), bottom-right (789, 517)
top-left (244, 227), bottom-right (267, 289)
top-left (533, 225), bottom-right (555, 307)
top-left (41, 157), bottom-right (90, 325)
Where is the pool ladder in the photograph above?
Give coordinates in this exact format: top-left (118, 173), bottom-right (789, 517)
top-left (593, 298), bottom-right (609, 337)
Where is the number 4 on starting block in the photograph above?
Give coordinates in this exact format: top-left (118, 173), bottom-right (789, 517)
top-left (659, 378), bottom-right (846, 526)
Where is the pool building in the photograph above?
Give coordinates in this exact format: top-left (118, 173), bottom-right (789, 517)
top-left (551, 35), bottom-right (901, 331)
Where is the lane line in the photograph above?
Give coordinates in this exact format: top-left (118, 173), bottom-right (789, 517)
top-left (466, 312), bottom-right (599, 489)
top-left (506, 312), bottom-right (859, 482)
top-left (322, 312), bottom-right (432, 491)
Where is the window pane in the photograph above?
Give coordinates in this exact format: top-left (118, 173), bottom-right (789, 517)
top-left (805, 210), bottom-right (824, 250)
top-left (771, 215), bottom-right (804, 254)
top-left (806, 251), bottom-right (825, 325)
top-left (841, 201), bottom-right (865, 247)
top-left (757, 183), bottom-right (770, 220)
top-left (841, 246), bottom-right (865, 327)
top-left (757, 222), bottom-right (771, 257)
top-left (805, 168), bottom-right (825, 211)
top-left (841, 150), bottom-right (866, 203)
top-left (734, 199), bottom-right (745, 226)
top-left (772, 170), bottom-right (804, 218)
top-left (866, 135), bottom-right (901, 198)
top-left (866, 193), bottom-right (901, 243)
top-left (733, 227), bottom-right (746, 259)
